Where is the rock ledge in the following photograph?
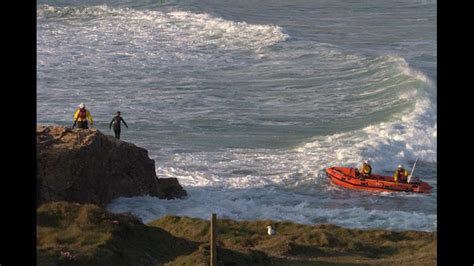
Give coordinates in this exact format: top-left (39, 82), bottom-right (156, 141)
top-left (37, 125), bottom-right (187, 205)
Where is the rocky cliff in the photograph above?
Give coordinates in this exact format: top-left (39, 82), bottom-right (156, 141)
top-left (37, 125), bottom-right (187, 205)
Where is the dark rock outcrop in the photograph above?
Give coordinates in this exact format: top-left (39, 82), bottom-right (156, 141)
top-left (37, 125), bottom-right (187, 205)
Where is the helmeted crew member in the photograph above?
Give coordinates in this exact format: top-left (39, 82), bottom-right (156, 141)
top-left (360, 160), bottom-right (372, 178)
top-left (73, 103), bottom-right (93, 129)
top-left (109, 111), bottom-right (128, 139)
top-left (394, 164), bottom-right (409, 183)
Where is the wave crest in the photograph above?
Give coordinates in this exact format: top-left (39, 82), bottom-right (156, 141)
top-left (37, 4), bottom-right (289, 51)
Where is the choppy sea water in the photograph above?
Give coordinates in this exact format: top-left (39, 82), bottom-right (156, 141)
top-left (37, 0), bottom-right (436, 231)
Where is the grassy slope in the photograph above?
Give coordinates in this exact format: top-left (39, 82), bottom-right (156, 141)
top-left (37, 202), bottom-right (436, 265)
top-left (37, 202), bottom-right (197, 265)
top-left (150, 216), bottom-right (436, 265)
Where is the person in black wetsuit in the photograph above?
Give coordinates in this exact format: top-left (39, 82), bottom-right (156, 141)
top-left (109, 111), bottom-right (128, 139)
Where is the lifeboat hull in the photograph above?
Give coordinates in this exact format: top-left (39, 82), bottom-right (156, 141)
top-left (325, 166), bottom-right (432, 193)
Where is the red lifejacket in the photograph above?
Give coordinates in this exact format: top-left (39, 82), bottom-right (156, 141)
top-left (78, 109), bottom-right (87, 119)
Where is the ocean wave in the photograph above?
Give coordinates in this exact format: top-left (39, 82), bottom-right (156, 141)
top-left (37, 5), bottom-right (119, 19)
top-left (150, 54), bottom-right (436, 190)
top-left (37, 4), bottom-right (288, 52)
top-left (294, 62), bottom-right (436, 175)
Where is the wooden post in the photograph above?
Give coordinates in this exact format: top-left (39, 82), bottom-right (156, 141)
top-left (210, 213), bottom-right (217, 266)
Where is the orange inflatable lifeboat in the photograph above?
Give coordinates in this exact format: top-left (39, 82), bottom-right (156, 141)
top-left (326, 166), bottom-right (432, 193)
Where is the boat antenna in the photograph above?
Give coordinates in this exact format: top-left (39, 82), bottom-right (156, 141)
top-left (407, 158), bottom-right (418, 183)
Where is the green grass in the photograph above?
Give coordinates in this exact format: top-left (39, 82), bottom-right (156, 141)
top-left (37, 202), bottom-right (436, 265)
top-left (37, 202), bottom-right (196, 265)
top-left (149, 216), bottom-right (436, 265)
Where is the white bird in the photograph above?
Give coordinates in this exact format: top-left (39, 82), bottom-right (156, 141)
top-left (267, 225), bottom-right (276, 236)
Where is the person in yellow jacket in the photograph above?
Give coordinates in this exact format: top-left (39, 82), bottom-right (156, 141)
top-left (73, 103), bottom-right (93, 129)
top-left (359, 160), bottom-right (372, 179)
top-left (394, 164), bottom-right (409, 183)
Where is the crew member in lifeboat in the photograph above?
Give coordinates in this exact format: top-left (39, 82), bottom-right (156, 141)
top-left (359, 160), bottom-right (372, 180)
top-left (394, 164), bottom-right (409, 183)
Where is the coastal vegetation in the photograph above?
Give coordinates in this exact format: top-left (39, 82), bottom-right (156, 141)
top-left (37, 202), bottom-right (436, 265)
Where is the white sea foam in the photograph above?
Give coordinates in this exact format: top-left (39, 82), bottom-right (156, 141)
top-left (37, 5), bottom-right (288, 54)
top-left (108, 189), bottom-right (436, 231)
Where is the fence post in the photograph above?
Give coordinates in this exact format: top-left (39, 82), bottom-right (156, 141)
top-left (210, 213), bottom-right (217, 266)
